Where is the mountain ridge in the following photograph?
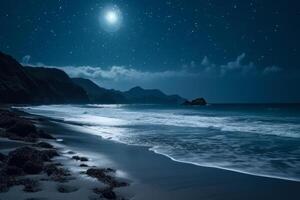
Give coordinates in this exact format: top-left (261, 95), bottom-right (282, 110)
top-left (72, 77), bottom-right (187, 104)
top-left (0, 51), bottom-right (203, 105)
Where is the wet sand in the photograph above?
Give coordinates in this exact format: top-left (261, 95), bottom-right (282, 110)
top-left (37, 117), bottom-right (300, 200)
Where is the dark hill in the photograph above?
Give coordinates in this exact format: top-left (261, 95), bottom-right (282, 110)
top-left (0, 51), bottom-right (199, 105)
top-left (72, 78), bottom-right (186, 104)
top-left (0, 51), bottom-right (88, 104)
top-left (25, 67), bottom-right (89, 103)
top-left (72, 78), bottom-right (126, 103)
top-left (124, 86), bottom-right (186, 104)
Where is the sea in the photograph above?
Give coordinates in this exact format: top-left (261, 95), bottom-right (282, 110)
top-left (19, 104), bottom-right (300, 182)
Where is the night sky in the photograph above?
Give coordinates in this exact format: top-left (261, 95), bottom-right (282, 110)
top-left (1, 0), bottom-right (299, 103)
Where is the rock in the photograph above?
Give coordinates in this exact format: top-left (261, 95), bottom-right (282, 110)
top-left (1, 165), bottom-right (23, 176)
top-left (54, 162), bottom-right (63, 166)
top-left (57, 185), bottom-right (79, 193)
top-left (34, 142), bottom-right (54, 149)
top-left (0, 153), bottom-right (7, 162)
top-left (93, 188), bottom-right (117, 200)
top-left (7, 147), bottom-right (42, 168)
top-left (0, 110), bottom-right (18, 129)
top-left (80, 164), bottom-right (89, 167)
top-left (67, 151), bottom-right (76, 154)
top-left (86, 168), bottom-right (107, 179)
top-left (40, 149), bottom-right (59, 161)
top-left (6, 146), bottom-right (58, 175)
top-left (44, 164), bottom-right (58, 176)
top-left (44, 164), bottom-right (71, 182)
top-left (38, 130), bottom-right (55, 139)
top-left (0, 110), bottom-right (55, 142)
top-left (86, 168), bottom-right (128, 188)
top-left (72, 155), bottom-right (88, 162)
top-left (72, 155), bottom-right (80, 160)
top-left (80, 157), bottom-right (88, 162)
top-left (6, 131), bottom-right (38, 143)
top-left (22, 161), bottom-right (43, 174)
top-left (6, 120), bottom-right (37, 138)
top-left (102, 189), bottom-right (117, 199)
top-left (182, 98), bottom-right (207, 106)
top-left (6, 147), bottom-right (48, 175)
top-left (22, 179), bottom-right (40, 193)
top-left (0, 175), bottom-right (18, 192)
top-left (0, 110), bottom-right (50, 142)
top-left (37, 117), bottom-right (46, 122)
top-left (106, 168), bottom-right (116, 173)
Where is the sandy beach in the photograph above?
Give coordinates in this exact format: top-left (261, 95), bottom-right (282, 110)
top-left (0, 108), bottom-right (130, 200)
top-left (1, 108), bottom-right (299, 200)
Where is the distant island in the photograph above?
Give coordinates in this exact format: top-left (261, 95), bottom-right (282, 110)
top-left (0, 51), bottom-right (206, 105)
top-left (182, 98), bottom-right (207, 106)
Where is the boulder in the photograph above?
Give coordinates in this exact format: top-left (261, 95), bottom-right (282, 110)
top-left (6, 146), bottom-right (58, 175)
top-left (1, 165), bottom-right (23, 176)
top-left (0, 175), bottom-right (18, 192)
top-left (0, 153), bottom-right (7, 162)
top-left (57, 185), bottom-right (79, 193)
top-left (34, 142), bottom-right (53, 149)
top-left (72, 155), bottom-right (88, 162)
top-left (0, 110), bottom-right (18, 128)
top-left (44, 164), bottom-right (70, 182)
top-left (38, 130), bottom-right (55, 139)
top-left (6, 120), bottom-right (37, 137)
top-left (22, 179), bottom-right (40, 192)
top-left (67, 151), bottom-right (76, 155)
top-left (22, 161), bottom-right (43, 174)
top-left (93, 187), bottom-right (116, 199)
top-left (182, 98), bottom-right (207, 106)
top-left (86, 168), bottom-right (128, 188)
top-left (40, 149), bottom-right (59, 161)
top-left (7, 147), bottom-right (43, 168)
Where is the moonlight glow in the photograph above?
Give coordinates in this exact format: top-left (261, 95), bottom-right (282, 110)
top-left (105, 11), bottom-right (118, 24)
top-left (100, 5), bottom-right (123, 32)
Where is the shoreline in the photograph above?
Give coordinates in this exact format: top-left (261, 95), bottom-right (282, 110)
top-left (19, 105), bottom-right (300, 183)
top-left (0, 107), bottom-right (131, 200)
top-left (1, 107), bottom-right (300, 199)
top-left (29, 111), bottom-right (300, 200)
top-left (149, 148), bottom-right (300, 183)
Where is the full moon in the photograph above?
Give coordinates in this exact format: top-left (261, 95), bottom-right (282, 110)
top-left (105, 11), bottom-right (118, 24)
top-left (100, 5), bottom-right (123, 32)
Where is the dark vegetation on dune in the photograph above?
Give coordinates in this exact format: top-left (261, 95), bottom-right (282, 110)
top-left (0, 51), bottom-right (205, 105)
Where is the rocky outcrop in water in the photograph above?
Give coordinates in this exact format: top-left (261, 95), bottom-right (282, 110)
top-left (182, 97), bottom-right (207, 106)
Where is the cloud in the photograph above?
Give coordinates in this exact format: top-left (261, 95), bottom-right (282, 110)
top-left (21, 55), bottom-right (31, 64)
top-left (220, 53), bottom-right (255, 75)
top-left (61, 65), bottom-right (192, 81)
top-left (26, 63), bottom-right (193, 82)
top-left (200, 56), bottom-right (217, 73)
top-left (198, 53), bottom-right (282, 76)
top-left (263, 65), bottom-right (282, 74)
top-left (24, 53), bottom-right (282, 83)
top-left (199, 53), bottom-right (256, 76)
